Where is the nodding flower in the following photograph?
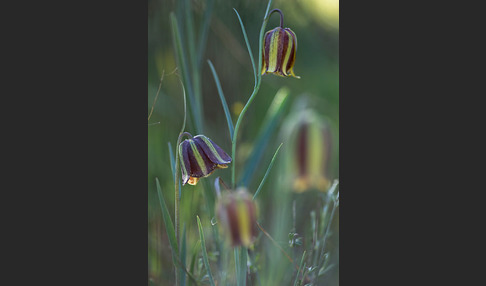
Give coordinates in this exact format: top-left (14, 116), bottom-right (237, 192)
top-left (178, 134), bottom-right (231, 186)
top-left (280, 106), bottom-right (333, 193)
top-left (216, 188), bottom-right (258, 248)
top-left (261, 9), bottom-right (299, 78)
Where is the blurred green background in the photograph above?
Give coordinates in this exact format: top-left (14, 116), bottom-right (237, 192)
top-left (148, 0), bottom-right (338, 285)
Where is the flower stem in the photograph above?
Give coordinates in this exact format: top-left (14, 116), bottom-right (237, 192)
top-left (173, 76), bottom-right (188, 286)
top-left (268, 9), bottom-right (284, 28)
top-left (231, 1), bottom-right (274, 188)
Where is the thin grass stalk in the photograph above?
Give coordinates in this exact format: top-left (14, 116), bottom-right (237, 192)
top-left (170, 12), bottom-right (202, 133)
top-left (252, 143), bottom-right (283, 200)
top-left (197, 216), bottom-right (216, 286)
top-left (197, 0), bottom-right (215, 68)
top-left (239, 247), bottom-right (248, 286)
top-left (293, 251), bottom-right (306, 286)
top-left (208, 59), bottom-right (234, 140)
top-left (173, 76), bottom-right (188, 285)
top-left (234, 248), bottom-right (240, 285)
top-left (184, 0), bottom-right (204, 132)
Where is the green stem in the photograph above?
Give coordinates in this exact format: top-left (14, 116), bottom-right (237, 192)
top-left (173, 77), bottom-right (188, 286)
top-left (268, 9), bottom-right (284, 28)
top-left (231, 0), bottom-right (274, 188)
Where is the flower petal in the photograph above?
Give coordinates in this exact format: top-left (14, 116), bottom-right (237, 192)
top-left (188, 139), bottom-right (216, 178)
top-left (179, 140), bottom-right (191, 186)
top-left (194, 135), bottom-right (232, 165)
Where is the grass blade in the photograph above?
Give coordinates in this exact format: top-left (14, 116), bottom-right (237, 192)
top-left (155, 178), bottom-right (179, 267)
top-left (197, 0), bottom-right (215, 67)
top-left (188, 240), bottom-right (201, 286)
top-left (234, 248), bottom-right (240, 286)
top-left (293, 251), bottom-right (306, 286)
top-left (253, 143), bottom-right (283, 200)
top-left (196, 215), bottom-right (216, 286)
top-left (208, 59), bottom-right (234, 140)
top-left (233, 8), bottom-right (257, 86)
top-left (238, 247), bottom-right (248, 286)
top-left (170, 12), bottom-right (202, 133)
top-left (184, 0), bottom-right (204, 131)
top-left (240, 87), bottom-right (290, 186)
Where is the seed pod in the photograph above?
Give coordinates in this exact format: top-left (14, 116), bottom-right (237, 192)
top-left (261, 27), bottom-right (299, 78)
top-left (179, 135), bottom-right (232, 186)
top-left (216, 188), bottom-right (258, 247)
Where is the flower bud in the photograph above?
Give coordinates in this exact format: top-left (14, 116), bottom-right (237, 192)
top-left (179, 135), bottom-right (232, 186)
top-left (216, 188), bottom-right (258, 247)
top-left (261, 27), bottom-right (299, 78)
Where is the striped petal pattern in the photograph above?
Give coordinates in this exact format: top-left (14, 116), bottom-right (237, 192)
top-left (179, 135), bottom-right (232, 186)
top-left (293, 115), bottom-right (332, 193)
top-left (280, 108), bottom-right (333, 193)
top-left (216, 188), bottom-right (258, 247)
top-left (261, 27), bottom-right (300, 78)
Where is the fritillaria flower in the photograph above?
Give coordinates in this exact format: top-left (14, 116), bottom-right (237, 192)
top-left (292, 114), bottom-right (332, 192)
top-left (261, 9), bottom-right (299, 78)
top-left (179, 134), bottom-right (232, 186)
top-left (280, 106), bottom-right (333, 193)
top-left (216, 188), bottom-right (258, 247)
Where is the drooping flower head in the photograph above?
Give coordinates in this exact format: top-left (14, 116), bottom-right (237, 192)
top-left (261, 9), bottom-right (299, 78)
top-left (179, 134), bottom-right (232, 186)
top-left (280, 99), bottom-right (333, 193)
top-left (216, 187), bottom-right (258, 247)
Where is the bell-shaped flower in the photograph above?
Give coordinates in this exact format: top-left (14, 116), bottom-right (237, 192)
top-left (261, 27), bottom-right (299, 78)
top-left (280, 107), bottom-right (333, 193)
top-left (178, 135), bottom-right (232, 186)
top-left (216, 188), bottom-right (258, 247)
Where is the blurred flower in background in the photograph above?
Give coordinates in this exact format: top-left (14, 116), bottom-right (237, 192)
top-left (216, 187), bottom-right (258, 247)
top-left (279, 98), bottom-right (333, 193)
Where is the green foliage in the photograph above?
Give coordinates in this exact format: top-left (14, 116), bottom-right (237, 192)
top-left (197, 216), bottom-right (216, 286)
top-left (149, 0), bottom-right (339, 285)
top-left (155, 177), bottom-right (179, 268)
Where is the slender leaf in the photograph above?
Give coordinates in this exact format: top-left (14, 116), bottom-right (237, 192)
top-left (196, 216), bottom-right (216, 286)
top-left (239, 87), bottom-right (290, 186)
top-left (293, 251), bottom-right (306, 286)
top-left (208, 59), bottom-right (234, 140)
top-left (253, 143), bottom-right (283, 200)
top-left (184, 0), bottom-right (204, 131)
top-left (264, 0), bottom-right (274, 18)
top-left (170, 12), bottom-right (202, 133)
top-left (155, 178), bottom-right (179, 266)
top-left (318, 264), bottom-right (335, 277)
top-left (189, 240), bottom-right (201, 286)
top-left (234, 248), bottom-right (240, 286)
top-left (197, 0), bottom-right (215, 67)
top-left (239, 247), bottom-right (248, 286)
top-left (233, 8), bottom-right (257, 86)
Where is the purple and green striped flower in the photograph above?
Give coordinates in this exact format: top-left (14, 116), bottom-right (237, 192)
top-left (280, 107), bottom-right (333, 193)
top-left (261, 9), bottom-right (299, 78)
top-left (293, 115), bottom-right (332, 192)
top-left (179, 134), bottom-right (232, 186)
top-left (216, 188), bottom-right (258, 247)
